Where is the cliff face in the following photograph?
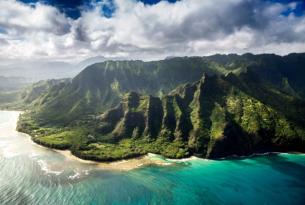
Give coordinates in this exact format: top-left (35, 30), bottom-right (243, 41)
top-left (29, 53), bottom-right (305, 125)
top-left (30, 58), bottom-right (215, 124)
top-left (94, 74), bottom-right (305, 159)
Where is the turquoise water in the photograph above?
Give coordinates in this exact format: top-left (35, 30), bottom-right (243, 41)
top-left (0, 111), bottom-right (305, 205)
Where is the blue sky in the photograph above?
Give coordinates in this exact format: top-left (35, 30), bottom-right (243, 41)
top-left (17, 0), bottom-right (304, 19)
top-left (0, 0), bottom-right (304, 65)
top-left (18, 0), bottom-right (181, 18)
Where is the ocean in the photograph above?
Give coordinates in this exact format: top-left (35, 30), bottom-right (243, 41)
top-left (0, 111), bottom-right (304, 205)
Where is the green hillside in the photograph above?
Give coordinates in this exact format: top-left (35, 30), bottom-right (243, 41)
top-left (25, 54), bottom-right (305, 125)
top-left (0, 79), bottom-right (68, 110)
top-left (29, 58), bottom-right (222, 124)
top-left (17, 53), bottom-right (305, 161)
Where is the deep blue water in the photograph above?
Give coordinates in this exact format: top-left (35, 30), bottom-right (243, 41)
top-left (0, 111), bottom-right (305, 205)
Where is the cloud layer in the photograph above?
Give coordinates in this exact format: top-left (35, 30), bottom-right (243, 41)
top-left (0, 0), bottom-right (305, 64)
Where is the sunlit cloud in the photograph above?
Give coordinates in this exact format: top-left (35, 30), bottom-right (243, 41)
top-left (0, 0), bottom-right (304, 65)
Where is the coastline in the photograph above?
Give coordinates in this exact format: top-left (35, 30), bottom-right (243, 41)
top-left (5, 110), bottom-right (170, 171)
top-left (24, 131), bottom-right (174, 171)
top-left (41, 142), bottom-right (305, 171)
top-left (19, 128), bottom-right (305, 170)
top-left (8, 110), bottom-right (304, 171)
top-left (27, 134), bottom-right (176, 170)
top-left (54, 149), bottom-right (172, 171)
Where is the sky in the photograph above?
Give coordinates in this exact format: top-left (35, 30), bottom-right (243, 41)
top-left (0, 0), bottom-right (305, 66)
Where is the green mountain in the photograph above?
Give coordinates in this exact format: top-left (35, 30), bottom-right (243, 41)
top-left (0, 79), bottom-right (68, 110)
top-left (29, 58), bottom-right (221, 124)
top-left (92, 74), bottom-right (305, 159)
top-left (17, 53), bottom-right (305, 161)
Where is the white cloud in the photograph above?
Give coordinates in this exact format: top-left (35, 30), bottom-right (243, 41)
top-left (0, 0), bottom-right (70, 35)
top-left (0, 0), bottom-right (304, 66)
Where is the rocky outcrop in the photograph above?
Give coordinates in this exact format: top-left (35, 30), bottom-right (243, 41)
top-left (95, 74), bottom-right (305, 159)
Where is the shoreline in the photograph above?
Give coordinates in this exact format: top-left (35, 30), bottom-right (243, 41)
top-left (24, 132), bottom-right (172, 171)
top-left (4, 110), bottom-right (304, 171)
top-left (8, 110), bottom-right (172, 171)
top-left (19, 130), bottom-right (305, 170)
top-left (54, 149), bottom-right (173, 171)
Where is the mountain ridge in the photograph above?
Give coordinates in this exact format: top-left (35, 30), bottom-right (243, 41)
top-left (16, 53), bottom-right (305, 161)
top-left (28, 53), bottom-right (305, 125)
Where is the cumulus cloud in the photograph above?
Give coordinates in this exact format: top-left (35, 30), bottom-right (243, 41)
top-left (0, 0), bottom-right (70, 35)
top-left (0, 0), bottom-right (305, 65)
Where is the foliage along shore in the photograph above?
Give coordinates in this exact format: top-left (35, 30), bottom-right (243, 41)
top-left (16, 112), bottom-right (305, 163)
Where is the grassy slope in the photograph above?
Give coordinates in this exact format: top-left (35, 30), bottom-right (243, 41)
top-left (0, 79), bottom-right (69, 110)
top-left (16, 53), bottom-right (305, 161)
top-left (28, 58), bottom-right (236, 125)
top-left (17, 74), bottom-right (305, 161)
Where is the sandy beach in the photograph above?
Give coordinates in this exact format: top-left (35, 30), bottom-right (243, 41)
top-left (55, 149), bottom-right (173, 171)
top-left (8, 110), bottom-right (174, 171)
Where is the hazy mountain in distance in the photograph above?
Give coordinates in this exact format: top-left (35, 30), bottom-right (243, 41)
top-left (75, 56), bottom-right (107, 71)
top-left (0, 56), bottom-right (118, 81)
top-left (0, 76), bottom-right (32, 91)
top-left (0, 61), bottom-right (76, 81)
top-left (0, 76), bottom-right (32, 107)
top-left (75, 56), bottom-right (126, 73)
top-left (0, 78), bottom-right (69, 110)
